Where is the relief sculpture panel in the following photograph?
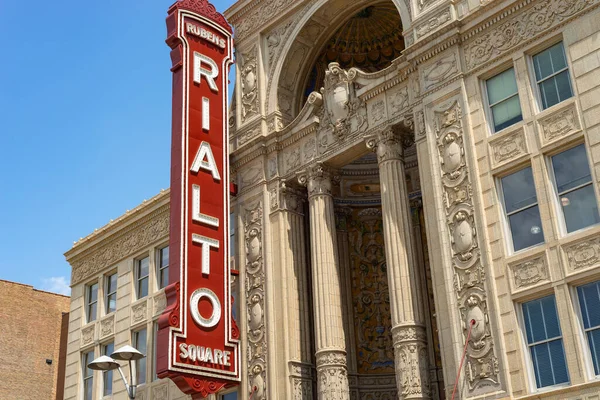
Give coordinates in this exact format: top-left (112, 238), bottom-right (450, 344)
top-left (434, 101), bottom-right (502, 395)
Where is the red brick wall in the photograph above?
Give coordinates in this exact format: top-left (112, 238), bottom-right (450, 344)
top-left (0, 280), bottom-right (70, 400)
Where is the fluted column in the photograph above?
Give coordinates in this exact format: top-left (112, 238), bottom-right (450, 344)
top-left (366, 126), bottom-right (431, 399)
top-left (298, 163), bottom-right (350, 400)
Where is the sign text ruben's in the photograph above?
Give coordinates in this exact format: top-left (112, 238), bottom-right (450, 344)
top-left (157, 1), bottom-right (239, 397)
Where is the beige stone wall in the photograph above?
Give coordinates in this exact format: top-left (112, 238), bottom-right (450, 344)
top-left (0, 280), bottom-right (70, 400)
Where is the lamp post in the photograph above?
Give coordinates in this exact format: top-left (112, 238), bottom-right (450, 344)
top-left (88, 345), bottom-right (145, 399)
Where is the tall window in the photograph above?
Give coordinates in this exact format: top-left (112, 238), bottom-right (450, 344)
top-left (500, 167), bottom-right (544, 252)
top-left (550, 144), bottom-right (599, 233)
top-left (533, 42), bottom-right (573, 110)
top-left (136, 256), bottom-right (149, 299)
top-left (522, 295), bottom-right (569, 388)
top-left (577, 280), bottom-right (600, 375)
top-left (152, 322), bottom-right (159, 381)
top-left (158, 247), bottom-right (169, 289)
top-left (105, 273), bottom-right (117, 314)
top-left (86, 282), bottom-right (98, 323)
top-left (486, 68), bottom-right (523, 132)
top-left (133, 329), bottom-right (147, 385)
top-left (82, 350), bottom-right (94, 400)
top-left (102, 342), bottom-right (114, 396)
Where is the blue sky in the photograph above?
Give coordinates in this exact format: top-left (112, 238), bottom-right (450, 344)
top-left (0, 0), bottom-right (235, 295)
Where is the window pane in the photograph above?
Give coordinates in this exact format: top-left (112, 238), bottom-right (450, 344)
top-left (540, 77), bottom-right (560, 110)
top-left (578, 282), bottom-right (600, 329)
top-left (134, 329), bottom-right (147, 385)
top-left (223, 393), bottom-right (238, 400)
top-left (139, 257), bottom-right (149, 278)
top-left (89, 302), bottom-right (97, 322)
top-left (587, 329), bottom-right (600, 375)
top-left (139, 277), bottom-right (148, 299)
top-left (160, 247), bottom-right (169, 268)
top-left (555, 70), bottom-right (573, 103)
top-left (103, 343), bottom-right (114, 396)
top-left (548, 339), bottom-right (569, 384)
top-left (487, 68), bottom-right (518, 104)
top-left (531, 342), bottom-right (553, 387)
top-left (508, 206), bottom-right (544, 251)
top-left (84, 380), bottom-right (93, 400)
top-left (84, 351), bottom-right (94, 377)
top-left (524, 299), bottom-right (545, 343)
top-left (534, 47), bottom-right (554, 81)
top-left (549, 42), bottom-right (568, 72)
top-left (90, 283), bottom-right (98, 302)
top-left (561, 185), bottom-right (600, 232)
top-left (552, 145), bottom-right (592, 193)
top-left (502, 167), bottom-right (538, 213)
top-left (541, 295), bottom-right (561, 339)
top-left (161, 268), bottom-right (169, 289)
top-left (107, 293), bottom-right (117, 314)
top-left (491, 96), bottom-right (523, 132)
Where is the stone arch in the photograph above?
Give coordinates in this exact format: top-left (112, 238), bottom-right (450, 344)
top-left (267, 0), bottom-right (412, 124)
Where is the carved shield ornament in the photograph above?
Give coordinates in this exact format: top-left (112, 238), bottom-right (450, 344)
top-left (322, 62), bottom-right (352, 139)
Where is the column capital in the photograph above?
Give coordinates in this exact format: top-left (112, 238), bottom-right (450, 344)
top-left (270, 181), bottom-right (306, 215)
top-left (366, 124), bottom-right (415, 164)
top-left (297, 162), bottom-right (338, 198)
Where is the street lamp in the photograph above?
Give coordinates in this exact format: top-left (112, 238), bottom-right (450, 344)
top-left (88, 345), bottom-right (145, 399)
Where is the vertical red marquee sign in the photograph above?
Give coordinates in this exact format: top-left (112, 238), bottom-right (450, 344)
top-left (157, 0), bottom-right (239, 398)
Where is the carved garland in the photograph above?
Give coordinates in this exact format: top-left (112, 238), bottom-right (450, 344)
top-left (434, 101), bottom-right (501, 393)
top-left (245, 202), bottom-right (267, 399)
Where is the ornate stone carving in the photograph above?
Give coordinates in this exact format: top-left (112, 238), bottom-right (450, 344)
top-left (415, 111), bottom-right (426, 137)
top-left (238, 127), bottom-right (261, 146)
top-left (372, 100), bottom-right (386, 124)
top-left (152, 384), bottom-right (168, 399)
top-left (266, 20), bottom-right (293, 68)
top-left (392, 326), bottom-right (430, 398)
top-left (464, 0), bottom-right (596, 71)
top-left (303, 137), bottom-right (317, 163)
top-left (244, 202), bottom-right (267, 399)
top-left (321, 63), bottom-right (367, 140)
top-left (490, 129), bottom-right (527, 166)
top-left (418, 0), bottom-right (438, 11)
top-left (564, 236), bottom-right (600, 271)
top-left (240, 160), bottom-right (264, 190)
top-left (435, 101), bottom-right (501, 394)
top-left (286, 147), bottom-right (301, 173)
top-left (298, 162), bottom-right (337, 198)
top-left (232, 0), bottom-right (296, 42)
top-left (241, 47), bottom-right (259, 122)
top-left (71, 208), bottom-right (169, 285)
top-left (154, 292), bottom-right (167, 315)
top-left (389, 87), bottom-right (409, 117)
top-left (82, 325), bottom-right (95, 346)
top-left (268, 156), bottom-right (278, 179)
top-left (511, 256), bottom-right (549, 289)
top-left (131, 300), bottom-right (147, 324)
top-left (100, 315), bottom-right (114, 338)
top-left (316, 351), bottom-right (350, 400)
top-left (415, 8), bottom-right (452, 38)
top-left (539, 103), bottom-right (581, 143)
top-left (290, 362), bottom-right (313, 400)
top-left (366, 125), bottom-right (413, 164)
top-left (422, 52), bottom-right (458, 91)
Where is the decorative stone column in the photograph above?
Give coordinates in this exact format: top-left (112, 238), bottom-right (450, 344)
top-left (366, 125), bottom-right (431, 399)
top-left (298, 163), bottom-right (350, 400)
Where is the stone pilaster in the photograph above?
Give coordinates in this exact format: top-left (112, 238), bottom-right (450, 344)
top-left (298, 163), bottom-right (350, 400)
top-left (366, 126), bottom-right (431, 399)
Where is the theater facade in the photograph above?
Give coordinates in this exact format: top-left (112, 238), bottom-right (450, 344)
top-left (63, 0), bottom-right (600, 399)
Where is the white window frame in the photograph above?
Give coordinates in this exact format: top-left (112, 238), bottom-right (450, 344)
top-left (152, 321), bottom-right (159, 381)
top-left (104, 272), bottom-right (117, 315)
top-left (571, 283), bottom-right (599, 381)
top-left (101, 341), bottom-right (114, 397)
top-left (529, 41), bottom-right (574, 112)
top-left (496, 167), bottom-right (544, 255)
top-left (517, 295), bottom-right (571, 392)
top-left (133, 328), bottom-right (148, 386)
top-left (86, 282), bottom-right (99, 323)
top-left (136, 255), bottom-right (150, 299)
top-left (157, 246), bottom-right (169, 290)
top-left (82, 350), bottom-right (95, 400)
top-left (546, 144), bottom-right (599, 237)
top-left (483, 66), bottom-right (523, 134)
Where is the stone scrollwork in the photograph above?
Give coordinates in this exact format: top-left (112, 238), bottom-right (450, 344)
top-left (131, 300), bottom-right (147, 324)
top-left (316, 350), bottom-right (350, 400)
top-left (100, 315), bottom-right (114, 338)
top-left (464, 0), bottom-right (597, 71)
top-left (290, 362), bottom-right (313, 400)
top-left (511, 256), bottom-right (549, 289)
top-left (391, 325), bottom-right (430, 398)
top-left (563, 236), bottom-right (600, 271)
top-left (366, 125), bottom-right (412, 164)
top-left (241, 47), bottom-right (259, 122)
top-left (538, 103), bottom-right (581, 143)
top-left (320, 63), bottom-right (367, 141)
top-left (415, 8), bottom-right (452, 39)
top-left (435, 101), bottom-right (501, 394)
top-left (297, 162), bottom-right (338, 198)
top-left (245, 202), bottom-right (267, 399)
top-left (82, 324), bottom-right (95, 346)
top-left (489, 128), bottom-right (527, 166)
top-left (422, 52), bottom-right (458, 91)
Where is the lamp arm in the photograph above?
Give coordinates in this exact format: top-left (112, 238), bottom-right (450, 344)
top-left (116, 366), bottom-right (133, 399)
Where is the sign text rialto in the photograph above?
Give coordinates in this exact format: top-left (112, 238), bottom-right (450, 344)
top-left (157, 1), bottom-right (239, 398)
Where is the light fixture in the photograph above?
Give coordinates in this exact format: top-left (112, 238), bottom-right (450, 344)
top-left (88, 345), bottom-right (145, 399)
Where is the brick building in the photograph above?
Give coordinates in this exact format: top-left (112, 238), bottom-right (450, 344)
top-left (0, 280), bottom-right (70, 400)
